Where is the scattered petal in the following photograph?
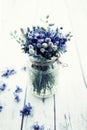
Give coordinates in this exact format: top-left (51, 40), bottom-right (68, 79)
top-left (32, 122), bottom-right (44, 130)
top-left (1, 69), bottom-right (16, 78)
top-left (15, 86), bottom-right (22, 93)
top-left (14, 95), bottom-right (20, 102)
top-left (0, 83), bottom-right (7, 91)
top-left (21, 66), bottom-right (27, 71)
top-left (0, 105), bottom-right (3, 112)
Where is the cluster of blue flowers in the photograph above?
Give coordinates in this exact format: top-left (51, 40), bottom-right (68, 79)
top-left (20, 27), bottom-right (71, 60)
top-left (11, 16), bottom-right (72, 60)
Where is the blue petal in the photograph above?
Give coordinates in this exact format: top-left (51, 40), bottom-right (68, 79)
top-left (15, 95), bottom-right (20, 102)
top-left (0, 105), bottom-right (3, 112)
top-left (0, 83), bottom-right (6, 91)
top-left (15, 86), bottom-right (22, 93)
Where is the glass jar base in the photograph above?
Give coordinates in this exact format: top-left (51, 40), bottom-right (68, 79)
top-left (31, 87), bottom-right (56, 99)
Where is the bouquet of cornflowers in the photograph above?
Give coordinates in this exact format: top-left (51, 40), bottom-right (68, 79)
top-left (11, 16), bottom-right (72, 98)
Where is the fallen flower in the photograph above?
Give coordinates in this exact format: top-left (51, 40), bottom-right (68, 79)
top-left (32, 122), bottom-right (44, 130)
top-left (15, 86), bottom-right (22, 93)
top-left (14, 95), bottom-right (20, 102)
top-left (0, 105), bottom-right (3, 112)
top-left (0, 83), bottom-right (6, 91)
top-left (20, 103), bottom-right (32, 116)
top-left (1, 69), bottom-right (16, 78)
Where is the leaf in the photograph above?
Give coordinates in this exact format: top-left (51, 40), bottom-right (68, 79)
top-left (46, 20), bottom-right (48, 23)
top-left (48, 23), bottom-right (55, 26)
top-left (20, 28), bottom-right (24, 34)
top-left (14, 30), bottom-right (17, 34)
top-left (46, 15), bottom-right (49, 19)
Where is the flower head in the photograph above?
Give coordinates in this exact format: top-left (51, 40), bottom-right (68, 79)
top-left (20, 103), bottom-right (32, 116)
top-left (42, 43), bottom-right (48, 48)
top-left (32, 122), bottom-right (44, 130)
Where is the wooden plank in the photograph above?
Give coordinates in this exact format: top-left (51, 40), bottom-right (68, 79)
top-left (64, 0), bottom-right (87, 86)
top-left (53, 95), bottom-right (57, 130)
top-left (55, 0), bottom-right (87, 129)
top-left (55, 39), bottom-right (87, 130)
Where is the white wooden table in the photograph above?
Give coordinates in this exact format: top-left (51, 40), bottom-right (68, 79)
top-left (0, 42), bottom-right (87, 130)
top-left (0, 0), bottom-right (87, 130)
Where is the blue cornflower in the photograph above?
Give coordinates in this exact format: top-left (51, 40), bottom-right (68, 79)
top-left (15, 86), bottom-right (22, 93)
top-left (1, 69), bottom-right (16, 78)
top-left (14, 95), bottom-right (20, 102)
top-left (59, 44), bottom-right (67, 53)
top-left (0, 83), bottom-right (6, 91)
top-left (59, 38), bottom-right (67, 44)
top-left (14, 86), bottom-right (22, 102)
top-left (20, 103), bottom-right (32, 116)
top-left (0, 105), bottom-right (3, 112)
top-left (32, 122), bottom-right (44, 130)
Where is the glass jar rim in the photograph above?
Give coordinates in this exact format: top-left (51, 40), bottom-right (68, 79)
top-left (29, 56), bottom-right (58, 66)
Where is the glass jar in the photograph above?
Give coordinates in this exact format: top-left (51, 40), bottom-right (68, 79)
top-left (28, 57), bottom-right (59, 98)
